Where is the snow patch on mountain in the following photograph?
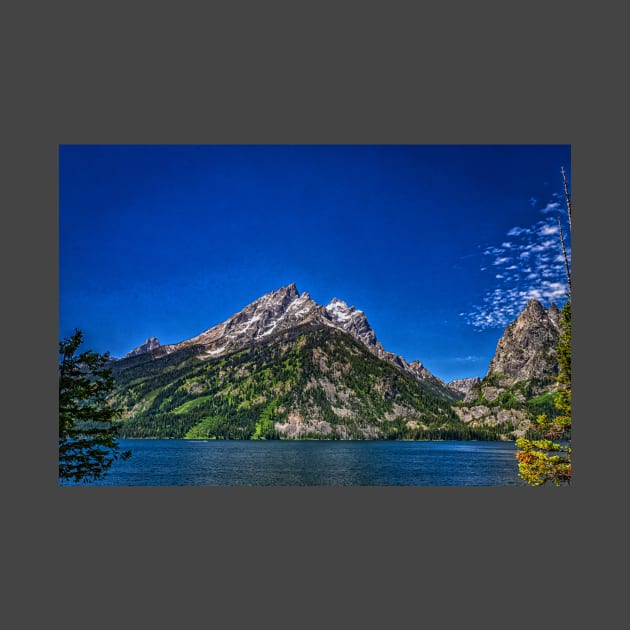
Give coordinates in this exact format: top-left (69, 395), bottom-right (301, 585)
top-left (326, 298), bottom-right (358, 322)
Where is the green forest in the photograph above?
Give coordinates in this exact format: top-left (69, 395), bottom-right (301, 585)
top-left (111, 322), bottom-right (516, 441)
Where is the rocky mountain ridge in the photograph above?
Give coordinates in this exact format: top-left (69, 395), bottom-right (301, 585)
top-left (454, 298), bottom-right (565, 437)
top-left (481, 298), bottom-right (561, 389)
top-left (110, 287), bottom-right (566, 441)
top-left (119, 283), bottom-right (458, 400)
top-left (124, 336), bottom-right (161, 358)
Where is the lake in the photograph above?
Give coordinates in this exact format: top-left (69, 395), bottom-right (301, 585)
top-left (60, 439), bottom-right (527, 486)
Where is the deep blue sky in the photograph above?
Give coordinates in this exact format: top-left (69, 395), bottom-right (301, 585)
top-left (59, 145), bottom-right (571, 382)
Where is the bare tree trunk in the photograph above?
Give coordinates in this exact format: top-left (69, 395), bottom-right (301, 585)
top-left (558, 165), bottom-right (572, 295)
top-left (558, 216), bottom-right (572, 295)
top-left (561, 165), bottom-right (572, 233)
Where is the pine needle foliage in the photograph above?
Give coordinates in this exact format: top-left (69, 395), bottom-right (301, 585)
top-left (59, 329), bottom-right (131, 483)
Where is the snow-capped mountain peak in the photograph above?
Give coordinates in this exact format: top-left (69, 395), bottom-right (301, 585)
top-left (148, 284), bottom-right (319, 357)
top-left (325, 297), bottom-right (377, 349)
top-left (325, 297), bottom-right (362, 321)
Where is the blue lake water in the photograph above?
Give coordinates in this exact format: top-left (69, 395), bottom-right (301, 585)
top-left (61, 439), bottom-right (527, 486)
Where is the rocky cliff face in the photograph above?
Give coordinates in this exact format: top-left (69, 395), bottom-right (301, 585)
top-left (451, 404), bottom-right (531, 438)
top-left (448, 376), bottom-right (481, 396)
top-left (324, 297), bottom-right (378, 347)
top-left (455, 299), bottom-right (565, 435)
top-left (486, 299), bottom-right (561, 386)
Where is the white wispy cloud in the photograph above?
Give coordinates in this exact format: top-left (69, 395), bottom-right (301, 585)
top-left (541, 201), bottom-right (562, 213)
top-left (507, 226), bottom-right (530, 236)
top-left (462, 197), bottom-right (571, 330)
top-left (539, 224), bottom-right (559, 236)
top-left (529, 239), bottom-right (556, 253)
top-left (519, 281), bottom-right (567, 302)
top-left (454, 355), bottom-right (483, 362)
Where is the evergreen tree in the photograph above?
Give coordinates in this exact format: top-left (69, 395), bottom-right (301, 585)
top-left (59, 329), bottom-right (131, 482)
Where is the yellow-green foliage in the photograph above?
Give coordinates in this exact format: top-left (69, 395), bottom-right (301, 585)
top-left (172, 395), bottom-right (214, 414)
top-left (251, 398), bottom-right (280, 440)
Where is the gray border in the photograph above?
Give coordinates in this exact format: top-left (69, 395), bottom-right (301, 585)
top-left (6, 1), bottom-right (617, 626)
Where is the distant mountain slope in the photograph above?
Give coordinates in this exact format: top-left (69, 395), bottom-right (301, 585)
top-left (448, 377), bottom-right (481, 396)
top-left (112, 320), bottom-right (481, 440)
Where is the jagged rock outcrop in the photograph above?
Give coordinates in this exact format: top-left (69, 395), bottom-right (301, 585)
top-left (325, 297), bottom-right (378, 348)
top-left (454, 299), bottom-right (565, 433)
top-left (124, 336), bottom-right (161, 358)
top-left (486, 298), bottom-right (561, 386)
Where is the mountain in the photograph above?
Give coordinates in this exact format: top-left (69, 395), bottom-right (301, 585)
top-left (118, 283), bottom-right (457, 400)
top-left (109, 284), bottom-right (506, 440)
top-left (108, 286), bottom-right (565, 441)
top-left (486, 299), bottom-right (561, 386)
top-left (453, 299), bottom-right (563, 438)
